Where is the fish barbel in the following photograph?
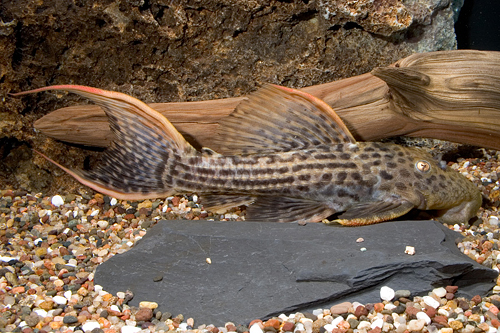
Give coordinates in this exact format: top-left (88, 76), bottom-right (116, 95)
top-left (13, 84), bottom-right (482, 225)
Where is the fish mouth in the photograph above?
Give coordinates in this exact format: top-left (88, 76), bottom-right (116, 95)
top-left (415, 191), bottom-right (428, 210)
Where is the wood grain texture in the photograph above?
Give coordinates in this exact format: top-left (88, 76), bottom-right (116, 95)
top-left (34, 50), bottom-right (500, 151)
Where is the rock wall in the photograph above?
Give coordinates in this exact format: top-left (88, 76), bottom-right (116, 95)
top-left (0, 0), bottom-right (462, 194)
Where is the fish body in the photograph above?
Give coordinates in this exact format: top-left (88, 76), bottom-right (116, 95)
top-left (14, 84), bottom-right (482, 225)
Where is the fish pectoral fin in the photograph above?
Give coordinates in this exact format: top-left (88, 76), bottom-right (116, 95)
top-left (326, 200), bottom-right (415, 226)
top-left (214, 84), bottom-right (356, 155)
top-left (201, 194), bottom-right (255, 214)
top-left (246, 196), bottom-right (336, 224)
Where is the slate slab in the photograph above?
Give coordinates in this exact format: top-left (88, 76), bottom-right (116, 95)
top-left (95, 220), bottom-right (497, 325)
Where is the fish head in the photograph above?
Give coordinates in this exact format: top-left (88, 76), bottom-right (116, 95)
top-left (397, 146), bottom-right (482, 225)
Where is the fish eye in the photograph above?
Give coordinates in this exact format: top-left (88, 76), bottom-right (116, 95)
top-left (415, 160), bottom-right (431, 173)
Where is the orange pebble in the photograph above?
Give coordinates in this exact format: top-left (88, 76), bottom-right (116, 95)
top-left (11, 286), bottom-right (25, 293)
top-left (102, 293), bottom-right (113, 301)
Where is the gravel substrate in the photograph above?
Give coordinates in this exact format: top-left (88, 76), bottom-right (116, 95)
top-left (2, 149), bottom-right (500, 333)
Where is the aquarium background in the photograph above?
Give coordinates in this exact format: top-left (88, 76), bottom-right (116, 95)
top-left (456, 0), bottom-right (500, 50)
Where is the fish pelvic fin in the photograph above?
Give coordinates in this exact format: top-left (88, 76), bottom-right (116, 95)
top-left (214, 84), bottom-right (356, 155)
top-left (17, 85), bottom-right (196, 199)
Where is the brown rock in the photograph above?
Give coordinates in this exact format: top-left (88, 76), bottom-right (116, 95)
top-left (264, 318), bottom-right (281, 330)
top-left (367, 327), bottom-right (381, 333)
top-left (282, 321), bottom-right (295, 332)
top-left (373, 303), bottom-right (384, 312)
top-left (226, 324), bottom-right (237, 332)
top-left (135, 307), bottom-right (153, 322)
top-left (330, 302), bottom-right (352, 315)
top-left (354, 305), bottom-right (369, 318)
top-left (432, 316), bottom-right (449, 327)
top-left (425, 307), bottom-right (436, 318)
top-left (445, 293), bottom-right (455, 300)
top-left (38, 301), bottom-right (54, 311)
top-left (471, 295), bottom-right (482, 305)
top-left (445, 285), bottom-right (458, 293)
top-left (405, 305), bottom-right (419, 317)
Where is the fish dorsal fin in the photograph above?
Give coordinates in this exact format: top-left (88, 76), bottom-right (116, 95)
top-left (12, 85), bottom-right (194, 153)
top-left (214, 84), bottom-right (356, 155)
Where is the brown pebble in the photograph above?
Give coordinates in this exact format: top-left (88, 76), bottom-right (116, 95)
top-left (249, 320), bottom-right (263, 328)
top-left (445, 286), bottom-right (458, 294)
top-left (282, 322), bottom-right (295, 332)
top-left (432, 316), bottom-right (449, 327)
top-left (330, 302), bottom-right (352, 315)
top-left (471, 295), bottom-right (482, 305)
top-left (373, 303), bottom-right (384, 312)
top-left (135, 307), bottom-right (153, 321)
top-left (171, 196), bottom-right (181, 207)
top-left (354, 305), bottom-right (368, 318)
top-left (425, 307), bottom-right (436, 317)
top-left (445, 293), bottom-right (455, 300)
top-left (405, 305), bottom-right (419, 317)
top-left (367, 327), bottom-right (381, 333)
top-left (264, 318), bottom-right (281, 330)
top-left (492, 319), bottom-right (500, 328)
top-left (226, 324), bottom-right (237, 332)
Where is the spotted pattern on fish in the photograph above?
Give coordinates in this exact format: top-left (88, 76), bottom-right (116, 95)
top-left (15, 84), bottom-right (482, 226)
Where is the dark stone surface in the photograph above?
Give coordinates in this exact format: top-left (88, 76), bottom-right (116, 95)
top-left (0, 0), bottom-right (460, 194)
top-left (94, 220), bottom-right (497, 325)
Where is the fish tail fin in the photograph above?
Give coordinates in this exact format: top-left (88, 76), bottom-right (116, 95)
top-left (16, 85), bottom-right (196, 199)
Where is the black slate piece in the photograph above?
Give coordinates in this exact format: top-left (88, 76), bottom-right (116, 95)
top-left (95, 220), bottom-right (497, 325)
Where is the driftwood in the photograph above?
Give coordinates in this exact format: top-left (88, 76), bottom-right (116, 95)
top-left (34, 50), bottom-right (500, 151)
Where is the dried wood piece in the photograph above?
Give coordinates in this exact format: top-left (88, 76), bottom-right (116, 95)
top-left (34, 50), bottom-right (500, 150)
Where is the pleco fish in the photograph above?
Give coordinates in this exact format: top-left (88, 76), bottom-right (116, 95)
top-left (13, 84), bottom-right (482, 226)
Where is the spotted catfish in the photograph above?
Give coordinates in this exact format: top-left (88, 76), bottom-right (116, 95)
top-left (14, 84), bottom-right (482, 226)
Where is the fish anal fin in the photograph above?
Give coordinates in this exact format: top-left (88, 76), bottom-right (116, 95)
top-left (201, 194), bottom-right (254, 214)
top-left (246, 196), bottom-right (336, 224)
top-left (215, 84), bottom-right (356, 155)
top-left (34, 150), bottom-right (174, 200)
top-left (327, 200), bottom-right (415, 226)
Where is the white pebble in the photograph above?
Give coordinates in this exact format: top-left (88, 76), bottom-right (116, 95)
top-left (294, 323), bottom-right (305, 333)
top-left (116, 292), bottom-right (125, 299)
top-left (380, 286), bottom-right (395, 301)
top-left (34, 309), bottom-right (48, 317)
top-left (407, 319), bottom-right (426, 331)
top-left (423, 295), bottom-right (440, 308)
top-left (121, 326), bottom-right (142, 333)
top-left (323, 324), bottom-right (335, 332)
top-left (331, 316), bottom-right (343, 327)
top-left (489, 216), bottom-right (499, 226)
top-left (250, 323), bottom-right (264, 333)
top-left (82, 320), bottom-right (100, 332)
top-left (405, 246), bottom-right (415, 255)
top-left (64, 290), bottom-right (72, 300)
top-left (438, 308), bottom-right (450, 317)
top-left (357, 321), bottom-right (371, 330)
top-left (300, 318), bottom-right (313, 333)
top-left (193, 194), bottom-right (198, 203)
top-left (432, 287), bottom-right (447, 298)
top-left (53, 295), bottom-right (67, 305)
top-left (97, 220), bottom-right (109, 229)
top-left (179, 323), bottom-right (188, 330)
top-left (312, 309), bottom-right (323, 316)
top-left (384, 303), bottom-right (397, 311)
top-left (371, 318), bottom-right (384, 329)
top-left (51, 195), bottom-right (65, 207)
top-left (110, 305), bottom-right (121, 312)
top-left (110, 197), bottom-right (118, 206)
top-left (416, 311), bottom-right (431, 324)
